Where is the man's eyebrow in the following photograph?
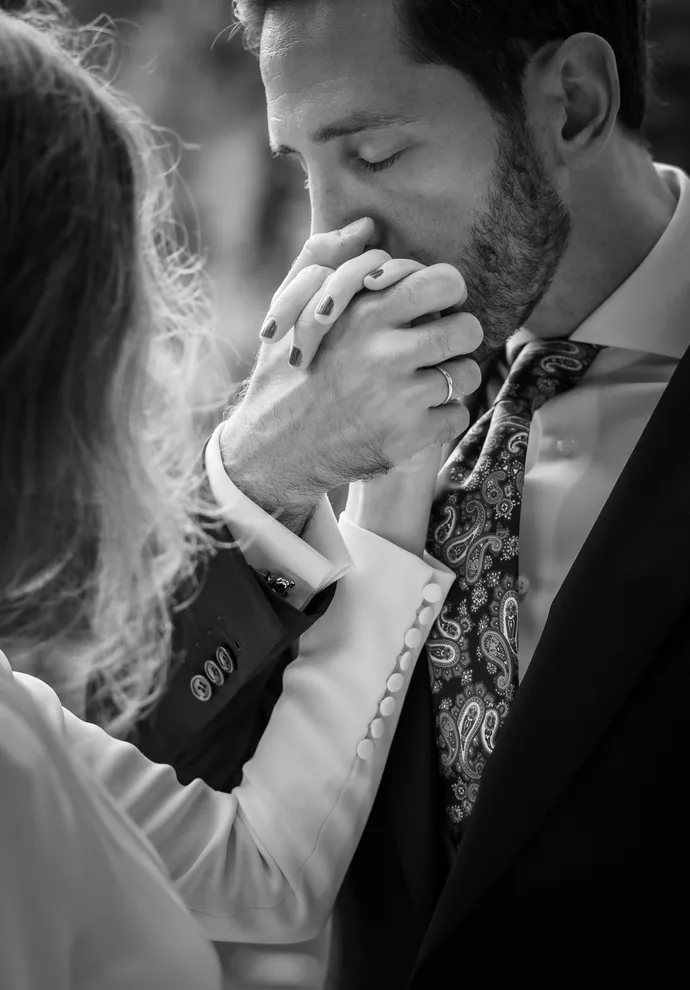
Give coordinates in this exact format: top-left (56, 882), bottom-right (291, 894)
top-left (270, 111), bottom-right (420, 157)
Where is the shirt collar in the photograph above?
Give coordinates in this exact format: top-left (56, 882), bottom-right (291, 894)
top-left (508, 164), bottom-right (690, 364)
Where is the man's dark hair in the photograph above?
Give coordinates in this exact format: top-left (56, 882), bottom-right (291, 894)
top-left (233, 0), bottom-right (651, 135)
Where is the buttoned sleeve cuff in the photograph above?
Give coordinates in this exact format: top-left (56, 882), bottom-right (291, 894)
top-left (205, 423), bottom-right (352, 609)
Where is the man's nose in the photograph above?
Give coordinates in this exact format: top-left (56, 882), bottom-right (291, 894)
top-left (309, 184), bottom-right (386, 251)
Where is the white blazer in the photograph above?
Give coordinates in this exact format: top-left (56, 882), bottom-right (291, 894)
top-left (0, 513), bottom-right (454, 990)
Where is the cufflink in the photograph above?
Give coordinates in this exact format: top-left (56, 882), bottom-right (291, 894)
top-left (258, 570), bottom-right (296, 598)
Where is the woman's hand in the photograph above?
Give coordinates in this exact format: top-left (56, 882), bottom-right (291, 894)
top-left (261, 230), bottom-right (425, 370)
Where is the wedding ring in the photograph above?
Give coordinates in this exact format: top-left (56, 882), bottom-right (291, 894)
top-left (435, 365), bottom-right (455, 405)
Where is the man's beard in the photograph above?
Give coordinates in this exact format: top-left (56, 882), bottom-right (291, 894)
top-left (450, 112), bottom-right (571, 363)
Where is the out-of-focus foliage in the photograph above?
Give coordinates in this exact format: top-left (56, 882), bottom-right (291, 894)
top-left (61, 0), bottom-right (690, 394)
top-left (69, 0), bottom-right (310, 399)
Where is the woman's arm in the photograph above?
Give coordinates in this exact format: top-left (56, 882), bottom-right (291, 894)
top-left (21, 513), bottom-right (453, 945)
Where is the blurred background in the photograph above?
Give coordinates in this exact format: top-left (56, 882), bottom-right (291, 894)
top-left (56, 0), bottom-right (690, 430)
top-left (46, 1), bottom-right (690, 987)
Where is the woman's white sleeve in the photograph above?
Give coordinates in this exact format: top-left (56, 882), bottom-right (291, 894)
top-left (56, 515), bottom-right (455, 943)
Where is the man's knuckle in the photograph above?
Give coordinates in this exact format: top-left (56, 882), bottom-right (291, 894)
top-left (439, 330), bottom-right (457, 361)
top-left (434, 262), bottom-right (462, 286)
top-left (399, 273), bottom-right (427, 308)
top-left (303, 232), bottom-right (331, 261)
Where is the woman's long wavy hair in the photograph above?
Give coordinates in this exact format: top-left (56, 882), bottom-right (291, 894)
top-left (0, 1), bottom-right (225, 734)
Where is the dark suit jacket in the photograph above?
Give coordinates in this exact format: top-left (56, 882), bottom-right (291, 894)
top-left (130, 342), bottom-right (689, 987)
top-left (332, 340), bottom-right (690, 988)
top-left (112, 529), bottom-right (335, 792)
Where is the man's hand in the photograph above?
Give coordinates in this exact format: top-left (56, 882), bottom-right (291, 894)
top-left (220, 224), bottom-right (482, 533)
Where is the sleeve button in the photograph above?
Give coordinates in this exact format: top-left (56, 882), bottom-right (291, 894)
top-left (399, 651), bottom-right (413, 672)
top-left (190, 674), bottom-right (212, 702)
top-left (204, 659), bottom-right (225, 686)
top-left (418, 606), bottom-right (434, 625)
top-left (370, 718), bottom-right (385, 739)
top-left (357, 739), bottom-right (375, 761)
top-left (422, 583), bottom-right (442, 604)
top-left (379, 696), bottom-right (396, 717)
top-left (215, 645), bottom-right (236, 674)
top-left (404, 627), bottom-right (423, 649)
top-left (387, 673), bottom-right (404, 693)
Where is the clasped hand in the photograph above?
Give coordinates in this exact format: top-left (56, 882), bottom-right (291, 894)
top-left (221, 218), bottom-right (483, 548)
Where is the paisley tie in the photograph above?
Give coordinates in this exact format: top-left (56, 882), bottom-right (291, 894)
top-left (426, 338), bottom-right (602, 842)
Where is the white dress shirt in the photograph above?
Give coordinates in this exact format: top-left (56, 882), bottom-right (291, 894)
top-left (206, 422), bottom-right (351, 609)
top-left (0, 515), bottom-right (454, 989)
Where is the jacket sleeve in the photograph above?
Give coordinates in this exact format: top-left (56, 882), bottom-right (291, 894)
top-left (124, 529), bottom-right (337, 779)
top-left (27, 515), bottom-right (455, 945)
top-left (101, 431), bottom-right (350, 785)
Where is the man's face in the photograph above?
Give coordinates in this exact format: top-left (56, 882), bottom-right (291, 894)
top-left (261, 0), bottom-right (571, 357)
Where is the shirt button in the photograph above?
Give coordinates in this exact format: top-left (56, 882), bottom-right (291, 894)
top-left (380, 696), bottom-right (396, 717)
top-left (404, 627), bottom-right (423, 649)
top-left (190, 674), bottom-right (212, 702)
top-left (215, 645), bottom-right (235, 674)
top-left (357, 739), bottom-right (375, 761)
top-left (422, 583), bottom-right (442, 604)
top-left (516, 573), bottom-right (530, 598)
top-left (370, 718), bottom-right (385, 739)
top-left (204, 659), bottom-right (225, 686)
top-left (399, 651), bottom-right (413, 672)
top-left (387, 673), bottom-right (404, 693)
top-left (418, 606), bottom-right (434, 626)
top-left (556, 437), bottom-right (578, 457)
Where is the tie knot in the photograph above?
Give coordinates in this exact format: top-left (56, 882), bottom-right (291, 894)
top-left (497, 338), bottom-right (603, 417)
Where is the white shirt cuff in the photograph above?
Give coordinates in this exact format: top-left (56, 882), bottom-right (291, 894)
top-left (205, 423), bottom-right (352, 609)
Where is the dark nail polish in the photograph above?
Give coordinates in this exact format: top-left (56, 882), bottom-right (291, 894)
top-left (288, 345), bottom-right (303, 368)
top-left (316, 295), bottom-right (334, 317)
top-left (368, 268), bottom-right (384, 279)
top-left (260, 318), bottom-right (277, 339)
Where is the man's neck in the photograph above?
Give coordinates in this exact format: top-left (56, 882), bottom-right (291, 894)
top-left (526, 142), bottom-right (679, 340)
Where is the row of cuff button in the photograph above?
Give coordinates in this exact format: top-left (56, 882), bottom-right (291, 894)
top-left (356, 581), bottom-right (443, 761)
top-left (190, 645), bottom-right (236, 702)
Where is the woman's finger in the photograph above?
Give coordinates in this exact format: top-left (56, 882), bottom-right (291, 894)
top-left (310, 249), bottom-right (392, 327)
top-left (269, 217), bottom-right (375, 306)
top-left (290, 249), bottom-right (391, 370)
top-left (259, 264), bottom-right (334, 343)
top-left (361, 258), bottom-right (427, 293)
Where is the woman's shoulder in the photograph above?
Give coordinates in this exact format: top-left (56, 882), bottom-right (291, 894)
top-left (0, 675), bottom-right (91, 983)
top-left (0, 675), bottom-right (72, 824)
top-left (0, 674), bottom-right (57, 775)
top-left (0, 673), bottom-right (78, 853)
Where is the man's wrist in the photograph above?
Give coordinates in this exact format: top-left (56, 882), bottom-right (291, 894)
top-left (219, 420), bottom-right (321, 536)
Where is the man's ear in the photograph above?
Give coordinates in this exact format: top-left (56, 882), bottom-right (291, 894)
top-left (529, 32), bottom-right (621, 169)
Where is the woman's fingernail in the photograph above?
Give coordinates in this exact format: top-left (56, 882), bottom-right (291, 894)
top-left (367, 268), bottom-right (384, 280)
top-left (288, 345), bottom-right (303, 368)
top-left (260, 318), bottom-right (277, 339)
top-left (315, 295), bottom-right (334, 318)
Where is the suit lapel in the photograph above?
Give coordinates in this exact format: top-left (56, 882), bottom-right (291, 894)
top-left (416, 341), bottom-right (690, 968)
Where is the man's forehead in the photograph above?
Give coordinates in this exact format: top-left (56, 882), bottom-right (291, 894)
top-left (260, 3), bottom-right (424, 143)
top-left (260, 0), bottom-right (400, 90)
